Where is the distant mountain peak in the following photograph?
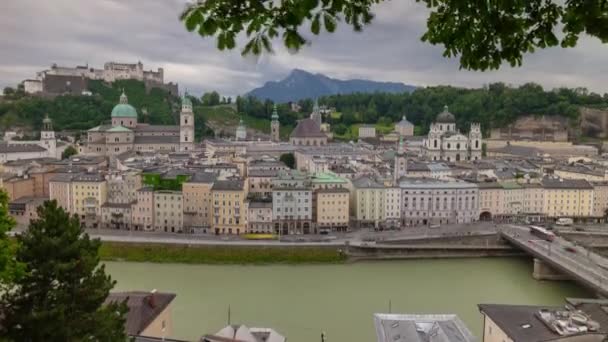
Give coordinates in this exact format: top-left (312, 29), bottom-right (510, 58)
top-left (246, 69), bottom-right (415, 103)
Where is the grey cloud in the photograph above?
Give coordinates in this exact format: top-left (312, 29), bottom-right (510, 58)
top-left (1, 0), bottom-right (607, 98)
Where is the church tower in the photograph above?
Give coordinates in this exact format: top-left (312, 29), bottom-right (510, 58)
top-left (40, 114), bottom-right (57, 159)
top-left (469, 123), bottom-right (482, 161)
top-left (310, 99), bottom-right (322, 127)
top-left (394, 136), bottom-right (407, 183)
top-left (271, 104), bottom-right (280, 142)
top-left (179, 94), bottom-right (195, 151)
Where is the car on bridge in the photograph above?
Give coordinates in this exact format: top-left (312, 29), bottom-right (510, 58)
top-left (564, 246), bottom-right (577, 253)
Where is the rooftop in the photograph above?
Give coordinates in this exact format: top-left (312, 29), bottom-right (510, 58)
top-left (0, 143), bottom-right (47, 153)
top-left (399, 178), bottom-right (478, 190)
top-left (105, 291), bottom-right (176, 336)
top-left (479, 303), bottom-right (608, 341)
top-left (212, 179), bottom-right (245, 191)
top-left (541, 177), bottom-right (593, 189)
top-left (374, 313), bottom-right (477, 342)
top-left (311, 171), bottom-right (348, 184)
top-left (290, 118), bottom-right (326, 138)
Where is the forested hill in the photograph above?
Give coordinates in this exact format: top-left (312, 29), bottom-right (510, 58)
top-left (314, 83), bottom-right (608, 136)
top-left (2, 81), bottom-right (607, 141)
top-left (0, 80), bottom-right (216, 140)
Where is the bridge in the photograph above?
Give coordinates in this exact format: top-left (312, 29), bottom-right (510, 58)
top-left (501, 225), bottom-right (608, 297)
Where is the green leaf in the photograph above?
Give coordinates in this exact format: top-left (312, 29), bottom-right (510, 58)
top-left (324, 13), bottom-right (336, 32)
top-left (185, 9), bottom-right (202, 32)
top-left (311, 13), bottom-right (321, 35)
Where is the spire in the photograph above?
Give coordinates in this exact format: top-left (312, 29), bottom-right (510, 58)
top-left (119, 89), bottom-right (128, 104)
top-left (443, 105), bottom-right (449, 112)
top-left (42, 114), bottom-right (53, 131)
top-left (271, 104), bottom-right (279, 121)
top-left (398, 135), bottom-right (405, 155)
top-left (313, 99), bottom-right (319, 113)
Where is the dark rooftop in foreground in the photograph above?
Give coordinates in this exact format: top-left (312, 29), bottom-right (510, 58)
top-left (105, 291), bottom-right (176, 336)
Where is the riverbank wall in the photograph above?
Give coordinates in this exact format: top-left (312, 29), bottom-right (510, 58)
top-left (345, 244), bottom-right (523, 261)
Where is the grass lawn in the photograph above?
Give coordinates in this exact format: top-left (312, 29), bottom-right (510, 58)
top-left (99, 242), bottom-right (346, 264)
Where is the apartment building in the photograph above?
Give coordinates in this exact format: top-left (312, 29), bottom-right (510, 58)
top-left (272, 170), bottom-right (313, 234)
top-left (541, 177), bottom-right (594, 218)
top-left (49, 173), bottom-right (73, 212)
top-left (132, 187), bottom-right (155, 231)
top-left (399, 178), bottom-right (479, 226)
top-left (523, 183), bottom-right (545, 219)
top-left (248, 169), bottom-right (277, 197)
top-left (211, 179), bottom-right (247, 235)
top-left (101, 203), bottom-right (132, 230)
top-left (154, 190), bottom-right (183, 232)
top-left (247, 199), bottom-right (273, 233)
top-left (316, 188), bottom-right (350, 232)
top-left (352, 176), bottom-right (386, 228)
top-left (478, 182), bottom-right (503, 220)
top-left (384, 187), bottom-right (401, 227)
top-left (49, 173), bottom-right (106, 227)
top-left (71, 173), bottom-right (107, 228)
top-left (593, 182), bottom-right (608, 218)
top-left (182, 172), bottom-right (216, 232)
top-left (106, 171), bottom-right (141, 204)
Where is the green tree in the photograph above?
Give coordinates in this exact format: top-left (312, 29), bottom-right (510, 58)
top-left (334, 124), bottom-right (348, 135)
top-left (181, 1), bottom-right (608, 70)
top-left (61, 145), bottom-right (78, 160)
top-left (201, 91), bottom-right (221, 106)
top-left (0, 189), bottom-right (22, 287)
top-left (280, 153), bottom-right (296, 169)
top-left (1, 200), bottom-right (128, 341)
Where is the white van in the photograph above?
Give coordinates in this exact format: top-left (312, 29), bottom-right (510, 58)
top-left (556, 218), bottom-right (573, 226)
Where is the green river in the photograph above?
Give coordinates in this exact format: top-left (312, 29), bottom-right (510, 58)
top-left (106, 258), bottom-right (588, 341)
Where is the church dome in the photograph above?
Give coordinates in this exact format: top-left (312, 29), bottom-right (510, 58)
top-left (111, 91), bottom-right (138, 118)
top-left (436, 105), bottom-right (455, 123)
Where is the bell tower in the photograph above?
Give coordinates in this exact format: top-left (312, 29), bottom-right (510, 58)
top-left (469, 123), bottom-right (482, 161)
top-left (40, 114), bottom-right (57, 158)
top-left (180, 94), bottom-right (195, 151)
top-left (271, 104), bottom-right (280, 142)
top-left (394, 136), bottom-right (407, 183)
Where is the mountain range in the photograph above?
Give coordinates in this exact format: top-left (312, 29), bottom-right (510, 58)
top-left (246, 69), bottom-right (416, 103)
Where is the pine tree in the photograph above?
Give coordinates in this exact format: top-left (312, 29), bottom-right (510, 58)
top-left (0, 189), bottom-right (22, 287)
top-left (1, 200), bottom-right (128, 341)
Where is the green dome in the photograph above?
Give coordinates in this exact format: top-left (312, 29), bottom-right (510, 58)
top-left (111, 104), bottom-right (138, 118)
top-left (111, 91), bottom-right (138, 118)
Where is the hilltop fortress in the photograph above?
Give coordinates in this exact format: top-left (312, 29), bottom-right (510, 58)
top-left (22, 61), bottom-right (178, 96)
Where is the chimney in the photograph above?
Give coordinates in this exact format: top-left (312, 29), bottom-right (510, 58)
top-left (147, 289), bottom-right (158, 308)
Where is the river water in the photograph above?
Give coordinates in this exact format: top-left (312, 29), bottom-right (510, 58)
top-left (106, 258), bottom-right (588, 341)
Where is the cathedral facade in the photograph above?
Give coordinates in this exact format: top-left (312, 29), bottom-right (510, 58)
top-left (422, 106), bottom-right (482, 162)
top-left (83, 92), bottom-right (194, 156)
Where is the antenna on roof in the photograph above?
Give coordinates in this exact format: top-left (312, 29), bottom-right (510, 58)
top-left (227, 304), bottom-right (231, 325)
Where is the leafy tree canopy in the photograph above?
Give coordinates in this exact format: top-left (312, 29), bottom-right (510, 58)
top-left (181, 0), bottom-right (608, 70)
top-left (280, 152), bottom-right (296, 169)
top-left (1, 200), bottom-right (127, 341)
top-left (61, 145), bottom-right (78, 160)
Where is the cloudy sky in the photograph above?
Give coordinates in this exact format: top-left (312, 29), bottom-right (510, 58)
top-left (2, 0), bottom-right (608, 97)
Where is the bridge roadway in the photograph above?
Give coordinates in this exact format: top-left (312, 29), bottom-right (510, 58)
top-left (501, 225), bottom-right (608, 296)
